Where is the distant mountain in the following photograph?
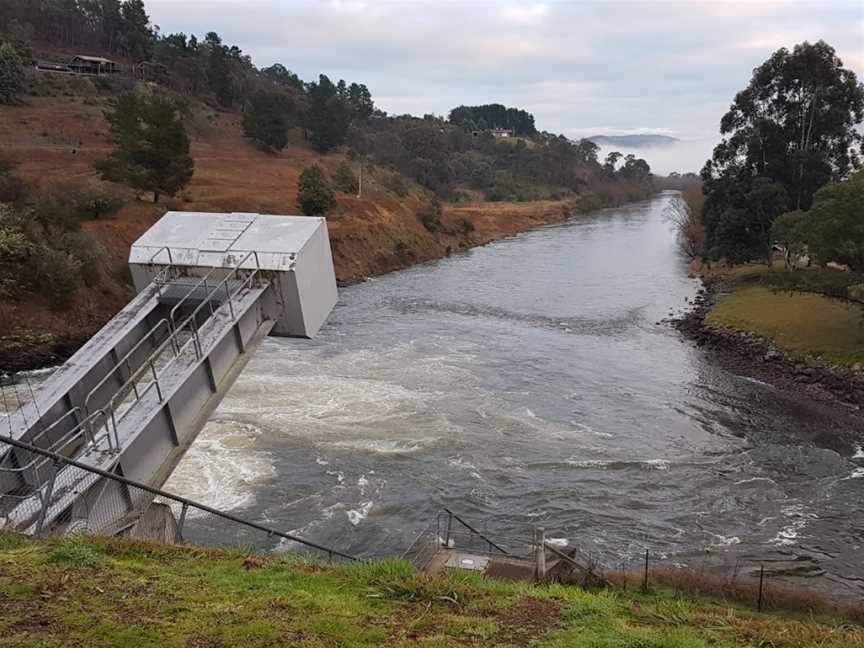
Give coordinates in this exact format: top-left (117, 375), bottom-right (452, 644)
top-left (587, 134), bottom-right (679, 148)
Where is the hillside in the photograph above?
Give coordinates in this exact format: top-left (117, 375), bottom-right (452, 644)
top-left (0, 532), bottom-right (860, 648)
top-left (0, 73), bottom-right (601, 370)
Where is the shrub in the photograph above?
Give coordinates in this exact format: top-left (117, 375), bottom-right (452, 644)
top-left (333, 162), bottom-right (359, 194)
top-left (297, 165), bottom-right (337, 215)
top-left (0, 198), bottom-right (106, 309)
top-left (393, 240), bottom-right (410, 263)
top-left (38, 247), bottom-right (83, 309)
top-left (242, 89), bottom-right (289, 152)
top-left (0, 42), bottom-right (25, 104)
top-left (49, 538), bottom-right (101, 567)
top-left (416, 200), bottom-right (443, 233)
top-left (0, 161), bottom-right (24, 203)
top-left (761, 268), bottom-right (864, 303)
top-left (29, 182), bottom-right (124, 229)
top-left (384, 172), bottom-right (409, 197)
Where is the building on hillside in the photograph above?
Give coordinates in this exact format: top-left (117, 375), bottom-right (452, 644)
top-left (68, 55), bottom-right (119, 75)
top-left (136, 61), bottom-right (169, 84)
top-left (491, 128), bottom-right (514, 138)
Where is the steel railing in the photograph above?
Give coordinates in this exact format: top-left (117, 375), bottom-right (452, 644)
top-left (438, 507), bottom-right (511, 556)
top-left (0, 434), bottom-right (356, 561)
top-left (3, 250), bottom-right (266, 502)
top-left (78, 250), bottom-right (263, 452)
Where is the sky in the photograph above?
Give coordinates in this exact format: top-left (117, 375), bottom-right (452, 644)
top-left (146, 1), bottom-right (864, 172)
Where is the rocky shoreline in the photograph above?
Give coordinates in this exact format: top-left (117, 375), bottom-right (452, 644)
top-left (672, 277), bottom-right (864, 412)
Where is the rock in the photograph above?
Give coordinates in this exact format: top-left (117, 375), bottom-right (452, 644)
top-left (764, 350), bottom-right (781, 362)
top-left (852, 362), bottom-right (864, 374)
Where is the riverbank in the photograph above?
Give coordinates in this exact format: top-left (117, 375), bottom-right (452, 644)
top-left (673, 268), bottom-right (864, 431)
top-left (0, 196), bottom-right (585, 372)
top-left (0, 532), bottom-right (859, 648)
top-left (2, 90), bottom-right (655, 372)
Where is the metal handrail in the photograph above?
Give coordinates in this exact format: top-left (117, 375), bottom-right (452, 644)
top-left (168, 266), bottom-right (223, 332)
top-left (148, 246), bottom-right (174, 266)
top-left (87, 251), bottom-right (263, 449)
top-left (0, 406), bottom-right (117, 485)
top-left (439, 507), bottom-right (510, 555)
top-left (0, 434), bottom-right (357, 561)
top-left (67, 251), bottom-right (263, 466)
top-left (544, 542), bottom-right (609, 586)
top-left (83, 319), bottom-right (173, 417)
top-left (173, 250), bottom-right (260, 358)
top-left (0, 408), bottom-right (83, 475)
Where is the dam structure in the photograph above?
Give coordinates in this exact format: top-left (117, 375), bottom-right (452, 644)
top-left (0, 211), bottom-right (337, 538)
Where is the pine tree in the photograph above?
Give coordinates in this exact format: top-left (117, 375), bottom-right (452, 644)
top-left (243, 90), bottom-right (288, 151)
top-left (297, 165), bottom-right (336, 215)
top-left (95, 93), bottom-right (194, 203)
top-left (307, 75), bottom-right (351, 152)
top-left (333, 162), bottom-right (359, 194)
top-left (0, 42), bottom-right (25, 105)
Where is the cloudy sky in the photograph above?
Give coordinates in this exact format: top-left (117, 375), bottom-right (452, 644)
top-left (147, 0), bottom-right (863, 144)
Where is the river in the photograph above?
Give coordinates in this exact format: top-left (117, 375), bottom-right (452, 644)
top-left (43, 192), bottom-right (864, 596)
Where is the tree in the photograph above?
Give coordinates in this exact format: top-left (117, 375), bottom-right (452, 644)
top-left (702, 40), bottom-right (864, 260)
top-left (204, 32), bottom-right (234, 107)
top-left (297, 165), bottom-right (336, 215)
top-left (620, 154), bottom-right (652, 183)
top-left (243, 90), bottom-right (288, 151)
top-left (774, 170), bottom-right (864, 270)
top-left (95, 93), bottom-right (194, 203)
top-left (604, 151), bottom-right (622, 176)
top-left (0, 42), bottom-right (24, 104)
top-left (347, 82), bottom-right (374, 121)
top-left (120, 0), bottom-right (152, 61)
top-left (260, 63), bottom-right (303, 91)
top-left (307, 74), bottom-right (351, 152)
top-left (332, 162), bottom-right (359, 194)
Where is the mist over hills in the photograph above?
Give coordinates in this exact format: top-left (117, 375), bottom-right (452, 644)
top-left (587, 134), bottom-right (680, 148)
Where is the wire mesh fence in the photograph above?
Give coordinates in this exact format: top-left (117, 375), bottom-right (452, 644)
top-left (0, 435), bottom-right (356, 563)
top-left (401, 510), bottom-right (862, 617)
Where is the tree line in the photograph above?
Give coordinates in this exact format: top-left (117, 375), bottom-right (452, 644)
top-left (0, 0), bottom-right (655, 215)
top-left (0, 0), bottom-right (152, 61)
top-left (448, 104), bottom-right (537, 136)
top-left (694, 40), bottom-right (863, 269)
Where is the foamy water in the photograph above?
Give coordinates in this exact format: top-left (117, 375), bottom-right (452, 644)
top-left (164, 194), bottom-right (864, 598)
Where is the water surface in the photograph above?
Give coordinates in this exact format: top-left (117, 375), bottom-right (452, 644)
top-left (162, 192), bottom-right (864, 596)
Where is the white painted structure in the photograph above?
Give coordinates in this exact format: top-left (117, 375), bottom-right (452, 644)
top-left (129, 212), bottom-right (337, 337)
top-left (1, 211), bottom-right (338, 536)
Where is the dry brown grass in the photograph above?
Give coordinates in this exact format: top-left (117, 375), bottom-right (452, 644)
top-left (603, 565), bottom-right (864, 623)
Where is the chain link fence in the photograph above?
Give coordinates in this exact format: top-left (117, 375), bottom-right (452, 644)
top-left (0, 435), bottom-right (356, 563)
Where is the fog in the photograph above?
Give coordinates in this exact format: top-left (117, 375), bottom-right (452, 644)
top-left (595, 138), bottom-right (719, 177)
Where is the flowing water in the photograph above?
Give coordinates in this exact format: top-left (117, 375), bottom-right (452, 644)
top-left (11, 192), bottom-right (864, 597)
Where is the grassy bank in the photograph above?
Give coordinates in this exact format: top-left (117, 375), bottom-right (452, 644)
top-left (707, 284), bottom-right (864, 364)
top-left (0, 532), bottom-right (860, 647)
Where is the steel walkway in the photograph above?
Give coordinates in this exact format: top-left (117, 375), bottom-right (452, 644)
top-left (1, 211), bottom-right (338, 538)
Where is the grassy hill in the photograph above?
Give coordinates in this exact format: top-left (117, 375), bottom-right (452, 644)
top-left (0, 531), bottom-right (860, 648)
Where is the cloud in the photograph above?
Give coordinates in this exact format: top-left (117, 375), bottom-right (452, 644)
top-left (499, 3), bottom-right (549, 26)
top-left (145, 0), bottom-right (864, 140)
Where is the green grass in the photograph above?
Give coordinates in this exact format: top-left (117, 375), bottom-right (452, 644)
top-left (0, 532), bottom-right (860, 647)
top-left (707, 285), bottom-right (864, 364)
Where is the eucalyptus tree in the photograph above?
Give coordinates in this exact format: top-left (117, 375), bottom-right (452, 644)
top-left (701, 40), bottom-right (864, 262)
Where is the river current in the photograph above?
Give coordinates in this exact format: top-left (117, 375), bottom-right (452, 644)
top-left (47, 192), bottom-right (864, 595)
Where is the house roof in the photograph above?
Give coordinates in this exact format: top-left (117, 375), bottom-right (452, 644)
top-left (71, 55), bottom-right (115, 64)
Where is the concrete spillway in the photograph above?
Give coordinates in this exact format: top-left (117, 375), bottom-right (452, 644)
top-left (0, 212), bottom-right (337, 536)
